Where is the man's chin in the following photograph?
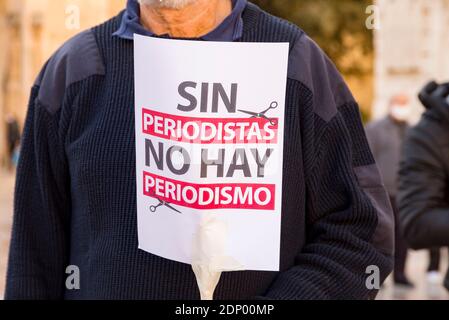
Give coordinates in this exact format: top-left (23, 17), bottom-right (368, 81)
top-left (138, 0), bottom-right (198, 9)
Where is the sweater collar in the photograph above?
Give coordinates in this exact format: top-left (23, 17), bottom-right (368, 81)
top-left (113, 0), bottom-right (247, 41)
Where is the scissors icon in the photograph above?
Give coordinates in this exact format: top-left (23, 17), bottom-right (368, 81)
top-left (149, 197), bottom-right (182, 214)
top-left (238, 101), bottom-right (278, 126)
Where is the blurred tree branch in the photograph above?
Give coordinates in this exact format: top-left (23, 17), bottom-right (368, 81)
top-left (251, 0), bottom-right (374, 76)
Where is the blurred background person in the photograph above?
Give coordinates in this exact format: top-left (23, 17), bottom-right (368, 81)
top-left (365, 94), bottom-right (413, 287)
top-left (428, 248), bottom-right (443, 284)
top-left (398, 81), bottom-right (449, 292)
top-left (5, 114), bottom-right (21, 170)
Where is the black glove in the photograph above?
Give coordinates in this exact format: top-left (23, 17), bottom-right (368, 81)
top-left (418, 81), bottom-right (449, 110)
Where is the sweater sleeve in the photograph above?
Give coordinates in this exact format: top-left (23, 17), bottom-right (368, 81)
top-left (397, 126), bottom-right (449, 249)
top-left (364, 123), bottom-right (379, 161)
top-left (5, 86), bottom-right (71, 300)
top-left (262, 35), bottom-right (394, 300)
top-left (5, 29), bottom-right (103, 300)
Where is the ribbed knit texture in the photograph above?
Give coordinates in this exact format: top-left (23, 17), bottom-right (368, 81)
top-left (5, 3), bottom-right (392, 300)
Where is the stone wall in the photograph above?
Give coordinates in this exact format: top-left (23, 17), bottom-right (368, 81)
top-left (0, 0), bottom-right (7, 165)
top-left (0, 0), bottom-right (124, 165)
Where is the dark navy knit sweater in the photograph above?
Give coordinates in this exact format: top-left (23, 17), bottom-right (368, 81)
top-left (6, 3), bottom-right (394, 300)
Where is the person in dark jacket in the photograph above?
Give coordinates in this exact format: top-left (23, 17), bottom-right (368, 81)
top-left (5, 113), bottom-right (21, 169)
top-left (398, 81), bottom-right (449, 291)
top-left (366, 94), bottom-right (413, 287)
top-left (5, 0), bottom-right (394, 299)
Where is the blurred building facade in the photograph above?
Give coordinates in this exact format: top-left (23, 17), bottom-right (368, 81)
top-left (373, 0), bottom-right (449, 121)
top-left (2, 0), bottom-right (449, 164)
top-left (0, 0), bottom-right (124, 166)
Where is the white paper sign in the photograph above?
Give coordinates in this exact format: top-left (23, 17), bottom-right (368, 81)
top-left (134, 34), bottom-right (289, 272)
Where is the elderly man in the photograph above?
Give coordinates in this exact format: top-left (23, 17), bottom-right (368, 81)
top-left (365, 94), bottom-right (413, 287)
top-left (6, 0), bottom-right (393, 299)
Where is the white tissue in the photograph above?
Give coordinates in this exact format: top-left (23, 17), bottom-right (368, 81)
top-left (191, 215), bottom-right (244, 300)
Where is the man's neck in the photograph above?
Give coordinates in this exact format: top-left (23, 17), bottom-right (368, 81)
top-left (388, 115), bottom-right (406, 126)
top-left (139, 0), bottom-right (233, 38)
